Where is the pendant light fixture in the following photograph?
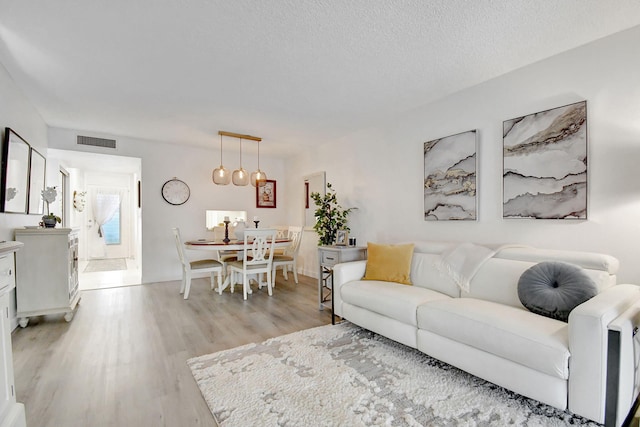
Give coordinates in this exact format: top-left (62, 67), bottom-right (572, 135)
top-left (250, 139), bottom-right (267, 187)
top-left (216, 131), bottom-right (265, 187)
top-left (232, 137), bottom-right (249, 186)
top-left (212, 134), bottom-right (231, 185)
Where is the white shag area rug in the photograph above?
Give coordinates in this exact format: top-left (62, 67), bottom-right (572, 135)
top-left (188, 322), bottom-right (601, 427)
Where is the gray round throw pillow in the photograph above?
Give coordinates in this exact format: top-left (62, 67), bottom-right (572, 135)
top-left (517, 261), bottom-right (597, 322)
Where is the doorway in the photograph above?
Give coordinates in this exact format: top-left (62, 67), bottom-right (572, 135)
top-left (48, 149), bottom-right (142, 290)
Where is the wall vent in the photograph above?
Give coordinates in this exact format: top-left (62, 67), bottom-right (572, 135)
top-left (77, 135), bottom-right (116, 149)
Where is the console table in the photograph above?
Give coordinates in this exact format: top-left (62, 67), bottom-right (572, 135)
top-left (317, 245), bottom-right (367, 324)
top-left (14, 228), bottom-right (80, 327)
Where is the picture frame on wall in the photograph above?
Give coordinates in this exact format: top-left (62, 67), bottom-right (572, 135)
top-left (256, 179), bottom-right (276, 208)
top-left (1, 128), bottom-right (31, 213)
top-left (335, 229), bottom-right (348, 246)
top-left (423, 129), bottom-right (477, 221)
top-left (503, 100), bottom-right (587, 219)
top-left (28, 147), bottom-right (46, 215)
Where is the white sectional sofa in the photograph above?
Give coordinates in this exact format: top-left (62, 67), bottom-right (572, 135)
top-left (332, 241), bottom-right (640, 426)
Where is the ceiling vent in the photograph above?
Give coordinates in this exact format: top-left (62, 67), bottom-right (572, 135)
top-left (77, 135), bottom-right (116, 149)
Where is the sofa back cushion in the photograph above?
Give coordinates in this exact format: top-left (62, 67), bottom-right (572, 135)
top-left (410, 252), bottom-right (460, 298)
top-left (406, 242), bottom-right (618, 308)
top-left (465, 253), bottom-right (617, 309)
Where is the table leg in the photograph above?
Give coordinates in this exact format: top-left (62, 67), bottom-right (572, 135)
top-left (330, 269), bottom-right (335, 325)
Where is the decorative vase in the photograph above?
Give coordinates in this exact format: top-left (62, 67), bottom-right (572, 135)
top-left (42, 217), bottom-right (57, 228)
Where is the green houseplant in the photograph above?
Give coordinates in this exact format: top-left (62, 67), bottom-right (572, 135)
top-left (310, 182), bottom-right (354, 246)
top-left (41, 186), bottom-right (62, 228)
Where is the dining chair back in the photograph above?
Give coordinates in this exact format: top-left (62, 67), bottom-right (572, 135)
top-left (271, 225), bottom-right (289, 239)
top-left (228, 229), bottom-right (277, 300)
top-left (272, 226), bottom-right (303, 287)
top-left (172, 228), bottom-right (223, 299)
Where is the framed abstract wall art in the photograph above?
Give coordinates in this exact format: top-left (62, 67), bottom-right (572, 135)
top-left (28, 147), bottom-right (46, 214)
top-left (503, 101), bottom-right (587, 219)
top-left (424, 129), bottom-right (477, 220)
top-left (1, 128), bottom-right (31, 213)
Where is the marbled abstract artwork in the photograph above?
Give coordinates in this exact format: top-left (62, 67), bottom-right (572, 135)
top-left (424, 130), bottom-right (476, 220)
top-left (503, 101), bottom-right (587, 219)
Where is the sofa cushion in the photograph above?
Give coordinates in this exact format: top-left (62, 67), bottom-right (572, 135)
top-left (518, 262), bottom-right (597, 322)
top-left (363, 242), bottom-right (414, 285)
top-left (341, 280), bottom-right (450, 326)
top-left (416, 298), bottom-right (570, 379)
top-left (464, 258), bottom-right (614, 309)
top-left (410, 252), bottom-right (460, 298)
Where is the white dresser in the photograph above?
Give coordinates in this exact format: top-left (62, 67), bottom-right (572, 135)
top-left (0, 241), bottom-right (26, 427)
top-left (14, 228), bottom-right (80, 328)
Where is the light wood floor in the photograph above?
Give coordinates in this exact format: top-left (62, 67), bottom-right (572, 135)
top-left (11, 273), bottom-right (331, 427)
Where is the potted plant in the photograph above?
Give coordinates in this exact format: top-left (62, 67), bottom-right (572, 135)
top-left (41, 186), bottom-right (62, 228)
top-left (310, 182), bottom-right (354, 246)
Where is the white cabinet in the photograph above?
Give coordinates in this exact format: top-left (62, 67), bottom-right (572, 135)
top-left (14, 228), bottom-right (80, 328)
top-left (0, 242), bottom-right (26, 427)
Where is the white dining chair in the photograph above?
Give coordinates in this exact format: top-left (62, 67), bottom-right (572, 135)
top-left (172, 228), bottom-right (224, 299)
top-left (227, 229), bottom-right (277, 300)
top-left (272, 226), bottom-right (303, 287)
top-left (266, 225), bottom-right (289, 257)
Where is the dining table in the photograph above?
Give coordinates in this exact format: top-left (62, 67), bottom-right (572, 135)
top-left (184, 238), bottom-right (292, 255)
top-left (184, 237), bottom-right (292, 295)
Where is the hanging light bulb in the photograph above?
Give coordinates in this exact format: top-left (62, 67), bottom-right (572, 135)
top-left (232, 138), bottom-right (249, 186)
top-left (212, 134), bottom-right (231, 185)
top-left (251, 140), bottom-right (268, 187)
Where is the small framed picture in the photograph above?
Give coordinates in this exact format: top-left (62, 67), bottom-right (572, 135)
top-left (335, 229), bottom-right (348, 246)
top-left (256, 179), bottom-right (276, 208)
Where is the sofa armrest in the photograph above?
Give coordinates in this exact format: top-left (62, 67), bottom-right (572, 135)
top-left (332, 260), bottom-right (367, 317)
top-left (568, 284), bottom-right (640, 424)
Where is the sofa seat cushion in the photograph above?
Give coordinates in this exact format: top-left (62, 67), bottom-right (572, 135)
top-left (416, 298), bottom-right (570, 379)
top-left (341, 280), bottom-right (451, 326)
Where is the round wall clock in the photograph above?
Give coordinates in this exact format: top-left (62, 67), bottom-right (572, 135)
top-left (161, 178), bottom-right (190, 205)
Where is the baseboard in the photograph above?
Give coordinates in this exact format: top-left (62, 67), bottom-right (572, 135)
top-left (301, 267), bottom-right (318, 279)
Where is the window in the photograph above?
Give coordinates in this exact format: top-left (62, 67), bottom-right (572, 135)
top-left (96, 193), bottom-right (121, 245)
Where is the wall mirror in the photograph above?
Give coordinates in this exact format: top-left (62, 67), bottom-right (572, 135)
top-left (205, 210), bottom-right (247, 229)
top-left (1, 128), bottom-right (31, 213)
top-left (303, 171), bottom-right (326, 228)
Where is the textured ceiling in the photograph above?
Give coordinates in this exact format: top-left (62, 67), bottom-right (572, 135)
top-left (0, 0), bottom-right (639, 157)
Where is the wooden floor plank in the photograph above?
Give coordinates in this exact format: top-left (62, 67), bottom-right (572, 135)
top-left (11, 273), bottom-right (331, 427)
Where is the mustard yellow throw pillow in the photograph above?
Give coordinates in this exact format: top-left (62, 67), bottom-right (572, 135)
top-left (363, 242), bottom-right (414, 285)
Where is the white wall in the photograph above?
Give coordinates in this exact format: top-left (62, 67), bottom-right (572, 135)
top-left (48, 127), bottom-right (288, 283)
top-left (0, 62), bottom-right (49, 328)
top-left (0, 63), bottom-right (48, 238)
top-left (286, 25), bottom-right (640, 285)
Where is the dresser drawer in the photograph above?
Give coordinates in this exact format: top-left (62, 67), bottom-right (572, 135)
top-left (321, 251), bottom-right (339, 267)
top-left (0, 254), bottom-right (15, 292)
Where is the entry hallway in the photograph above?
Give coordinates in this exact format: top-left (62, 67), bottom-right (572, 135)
top-left (11, 274), bottom-right (331, 427)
